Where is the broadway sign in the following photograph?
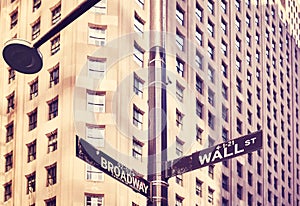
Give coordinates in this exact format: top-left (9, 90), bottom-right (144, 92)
top-left (76, 136), bottom-right (150, 198)
top-left (166, 130), bottom-right (263, 178)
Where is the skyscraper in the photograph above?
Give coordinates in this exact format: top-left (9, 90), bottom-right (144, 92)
top-left (0, 0), bottom-right (299, 205)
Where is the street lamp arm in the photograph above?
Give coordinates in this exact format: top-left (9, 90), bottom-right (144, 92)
top-left (33, 0), bottom-right (101, 48)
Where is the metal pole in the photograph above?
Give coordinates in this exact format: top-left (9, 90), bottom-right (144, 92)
top-left (148, 0), bottom-right (168, 205)
top-left (33, 0), bottom-right (100, 48)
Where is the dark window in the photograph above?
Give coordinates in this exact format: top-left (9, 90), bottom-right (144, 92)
top-left (237, 184), bottom-right (243, 199)
top-left (196, 179), bottom-right (202, 196)
top-left (52, 4), bottom-right (61, 24)
top-left (7, 92), bottom-right (15, 113)
top-left (45, 197), bottom-right (56, 206)
top-left (47, 130), bottom-right (58, 153)
top-left (27, 140), bottom-right (36, 162)
top-left (237, 161), bottom-right (243, 177)
top-left (6, 122), bottom-right (14, 143)
top-left (5, 152), bottom-right (13, 172)
top-left (8, 68), bottom-right (15, 83)
top-left (50, 65), bottom-right (59, 87)
top-left (196, 75), bottom-right (203, 94)
top-left (28, 109), bottom-right (37, 131)
top-left (222, 174), bottom-right (229, 190)
top-left (4, 182), bottom-right (12, 201)
top-left (10, 10), bottom-right (18, 29)
top-left (33, 0), bottom-right (41, 11)
top-left (51, 35), bottom-right (60, 55)
top-left (208, 165), bottom-right (214, 179)
top-left (26, 172), bottom-right (36, 194)
top-left (48, 97), bottom-right (58, 120)
top-left (32, 19), bottom-right (40, 40)
top-left (46, 163), bottom-right (57, 186)
top-left (29, 79), bottom-right (38, 100)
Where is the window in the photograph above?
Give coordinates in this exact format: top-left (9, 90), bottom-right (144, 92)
top-left (7, 92), bottom-right (15, 113)
top-left (176, 4), bottom-right (184, 26)
top-left (27, 140), bottom-right (36, 162)
top-left (45, 197), bottom-right (56, 206)
top-left (237, 184), bottom-right (243, 199)
top-left (134, 74), bottom-right (144, 98)
top-left (47, 129), bottom-right (58, 153)
top-left (86, 164), bottom-right (103, 181)
top-left (48, 97), bottom-right (58, 120)
top-left (10, 10), bottom-right (18, 29)
top-left (51, 35), bottom-right (60, 55)
top-left (87, 57), bottom-right (106, 79)
top-left (221, 0), bottom-right (227, 13)
top-left (176, 58), bottom-right (184, 77)
top-left (219, 104), bottom-right (228, 122)
top-left (4, 182), bottom-right (12, 201)
top-left (176, 31), bottom-right (184, 51)
top-left (208, 66), bottom-right (214, 82)
top-left (175, 194), bottom-right (183, 206)
top-left (133, 43), bottom-right (144, 67)
top-left (208, 88), bottom-right (214, 106)
top-left (86, 125), bottom-right (105, 148)
top-left (31, 19), bottom-right (40, 40)
top-left (132, 138), bottom-right (143, 160)
top-left (33, 0), bottom-right (41, 12)
top-left (176, 138), bottom-right (184, 157)
top-left (6, 122), bottom-right (14, 143)
top-left (196, 126), bottom-right (202, 143)
top-left (208, 42), bottom-right (214, 60)
top-left (196, 179), bottom-right (202, 196)
top-left (196, 75), bottom-right (203, 94)
top-left (222, 127), bottom-right (228, 141)
top-left (133, 105), bottom-right (143, 129)
top-left (248, 171), bottom-right (253, 186)
top-left (50, 64), bottom-right (59, 87)
top-left (208, 188), bottom-right (214, 204)
top-left (222, 198), bottom-right (229, 206)
top-left (26, 172), bottom-right (36, 194)
top-left (236, 57), bottom-right (241, 71)
top-left (8, 68), bottom-right (15, 84)
top-left (195, 27), bottom-right (203, 46)
top-left (46, 163), bottom-right (57, 186)
top-left (221, 40), bottom-right (227, 56)
top-left (208, 165), bottom-right (214, 178)
top-left (246, 53), bottom-right (251, 66)
top-left (257, 182), bottom-right (262, 195)
top-left (235, 17), bottom-right (241, 31)
top-left (248, 153), bottom-right (252, 165)
top-left (237, 161), bottom-right (243, 177)
top-left (207, 0), bottom-right (214, 15)
top-left (196, 99), bottom-right (203, 118)
top-left (235, 0), bottom-right (241, 12)
top-left (208, 112), bottom-right (215, 129)
top-left (246, 13), bottom-right (251, 28)
top-left (29, 78), bottom-right (38, 99)
top-left (207, 19), bottom-right (214, 37)
top-left (91, 0), bottom-right (107, 13)
top-left (85, 194), bottom-right (104, 206)
top-left (134, 13), bottom-right (144, 35)
top-left (5, 152), bottom-right (13, 172)
top-left (222, 83), bottom-right (228, 99)
top-left (88, 26), bottom-right (106, 46)
top-left (176, 175), bottom-right (183, 186)
top-left (221, 62), bottom-right (228, 78)
top-left (222, 174), bottom-right (229, 190)
top-left (87, 90), bottom-right (105, 112)
top-left (247, 90), bottom-right (252, 105)
top-left (135, 0), bottom-right (144, 9)
top-left (236, 37), bottom-right (241, 51)
top-left (195, 51), bottom-right (203, 69)
top-left (28, 108), bottom-right (37, 131)
top-left (247, 110), bottom-right (252, 125)
top-left (248, 193), bottom-right (253, 206)
top-left (221, 18), bottom-right (227, 35)
top-left (196, 3), bottom-right (203, 22)
top-left (52, 4), bottom-right (61, 24)
top-left (236, 77), bottom-right (242, 92)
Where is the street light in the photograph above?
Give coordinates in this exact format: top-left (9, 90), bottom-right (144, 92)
top-left (2, 0), bottom-right (101, 74)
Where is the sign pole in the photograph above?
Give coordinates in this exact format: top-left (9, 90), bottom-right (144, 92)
top-left (148, 0), bottom-right (168, 205)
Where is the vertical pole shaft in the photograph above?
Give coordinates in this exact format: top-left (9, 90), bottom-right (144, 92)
top-left (148, 0), bottom-right (168, 205)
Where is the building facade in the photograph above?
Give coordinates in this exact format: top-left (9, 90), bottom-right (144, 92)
top-left (0, 0), bottom-right (299, 205)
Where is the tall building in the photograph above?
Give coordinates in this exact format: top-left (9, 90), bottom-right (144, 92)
top-left (0, 0), bottom-right (299, 205)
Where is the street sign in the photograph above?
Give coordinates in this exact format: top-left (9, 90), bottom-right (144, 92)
top-left (166, 130), bottom-right (263, 178)
top-left (76, 136), bottom-right (150, 198)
